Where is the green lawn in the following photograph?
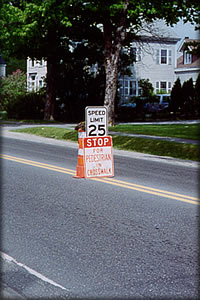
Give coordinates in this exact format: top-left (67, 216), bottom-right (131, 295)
top-left (12, 126), bottom-right (200, 161)
top-left (109, 123), bottom-right (200, 140)
top-left (13, 127), bottom-right (78, 141)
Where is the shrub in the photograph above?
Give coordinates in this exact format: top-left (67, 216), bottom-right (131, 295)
top-left (170, 78), bottom-right (182, 114)
top-left (139, 79), bottom-right (154, 97)
top-left (0, 111), bottom-right (8, 120)
top-left (11, 92), bottom-right (45, 119)
top-left (0, 69), bottom-right (45, 119)
top-left (0, 69), bottom-right (27, 114)
top-left (194, 73), bottom-right (200, 115)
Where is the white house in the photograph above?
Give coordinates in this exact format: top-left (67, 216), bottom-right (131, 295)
top-left (27, 58), bottom-right (47, 91)
top-left (26, 21), bottom-right (181, 102)
top-left (175, 37), bottom-right (200, 85)
top-left (119, 21), bottom-right (180, 103)
top-left (0, 55), bottom-right (6, 77)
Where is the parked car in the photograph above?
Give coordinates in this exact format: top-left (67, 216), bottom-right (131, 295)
top-left (145, 94), bottom-right (170, 113)
top-left (117, 102), bottom-right (137, 121)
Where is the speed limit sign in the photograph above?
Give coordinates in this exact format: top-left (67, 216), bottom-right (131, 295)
top-left (85, 106), bottom-right (108, 137)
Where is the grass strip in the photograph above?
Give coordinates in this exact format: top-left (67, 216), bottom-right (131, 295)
top-left (109, 123), bottom-right (200, 140)
top-left (12, 127), bottom-right (200, 161)
top-left (112, 135), bottom-right (200, 161)
top-left (12, 127), bottom-right (78, 141)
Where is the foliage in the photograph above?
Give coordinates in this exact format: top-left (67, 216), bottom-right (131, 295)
top-left (170, 76), bottom-right (200, 117)
top-left (170, 78), bottom-right (182, 114)
top-left (54, 26), bottom-right (105, 122)
top-left (155, 90), bottom-right (168, 94)
top-left (1, 0), bottom-right (200, 123)
top-left (0, 0), bottom-right (73, 120)
top-left (3, 55), bottom-right (26, 75)
top-left (181, 78), bottom-right (194, 115)
top-left (72, 0), bottom-right (200, 124)
top-left (0, 69), bottom-right (27, 111)
top-left (0, 111), bottom-right (8, 120)
top-left (13, 92), bottom-right (46, 120)
top-left (184, 40), bottom-right (200, 57)
top-left (139, 79), bottom-right (154, 97)
top-left (0, 69), bottom-right (45, 119)
top-left (194, 72), bottom-right (200, 114)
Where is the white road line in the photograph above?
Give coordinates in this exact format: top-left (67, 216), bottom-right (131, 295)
top-left (1, 252), bottom-right (67, 291)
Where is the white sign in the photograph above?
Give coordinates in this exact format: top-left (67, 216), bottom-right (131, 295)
top-left (84, 136), bottom-right (114, 178)
top-left (85, 106), bottom-right (108, 137)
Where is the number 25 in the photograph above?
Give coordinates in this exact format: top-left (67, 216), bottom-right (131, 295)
top-left (88, 124), bottom-right (106, 136)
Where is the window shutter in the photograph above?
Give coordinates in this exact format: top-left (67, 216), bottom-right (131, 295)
top-left (130, 47), bottom-right (137, 62)
top-left (156, 50), bottom-right (160, 64)
top-left (168, 50), bottom-right (172, 65)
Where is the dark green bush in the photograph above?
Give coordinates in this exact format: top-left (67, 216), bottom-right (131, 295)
top-left (7, 92), bottom-right (45, 119)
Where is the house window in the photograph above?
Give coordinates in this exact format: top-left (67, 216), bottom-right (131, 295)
top-left (157, 49), bottom-right (172, 65)
top-left (31, 82), bottom-right (35, 91)
top-left (168, 82), bottom-right (172, 92)
top-left (161, 50), bottom-right (167, 64)
top-left (130, 47), bottom-right (142, 62)
top-left (124, 80), bottom-right (129, 95)
top-left (160, 81), bottom-right (167, 92)
top-left (184, 51), bottom-right (192, 64)
top-left (39, 80), bottom-right (43, 88)
top-left (156, 81), bottom-right (171, 93)
top-left (119, 79), bottom-right (137, 99)
top-left (31, 60), bottom-right (34, 67)
top-left (130, 81), bottom-right (136, 95)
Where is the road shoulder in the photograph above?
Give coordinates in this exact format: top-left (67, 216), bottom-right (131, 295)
top-left (1, 127), bottom-right (199, 169)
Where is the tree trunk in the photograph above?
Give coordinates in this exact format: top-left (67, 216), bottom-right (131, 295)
top-left (104, 53), bottom-right (119, 126)
top-left (44, 59), bottom-right (57, 120)
top-left (103, 1), bottom-right (129, 126)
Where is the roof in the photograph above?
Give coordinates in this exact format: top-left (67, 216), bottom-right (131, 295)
top-left (136, 20), bottom-right (180, 43)
top-left (176, 55), bottom-right (200, 69)
top-left (178, 38), bottom-right (200, 52)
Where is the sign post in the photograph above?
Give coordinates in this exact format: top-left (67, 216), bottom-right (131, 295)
top-left (85, 106), bottom-right (108, 137)
top-left (74, 106), bottom-right (114, 178)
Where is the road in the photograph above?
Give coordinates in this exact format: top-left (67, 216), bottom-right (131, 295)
top-left (1, 132), bottom-right (199, 299)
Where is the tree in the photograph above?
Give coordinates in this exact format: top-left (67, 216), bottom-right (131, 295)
top-left (0, 0), bottom-right (72, 120)
top-left (73, 0), bottom-right (200, 125)
top-left (55, 39), bottom-right (106, 121)
top-left (194, 73), bottom-right (200, 99)
top-left (170, 78), bottom-right (182, 115)
top-left (1, 0), bottom-right (199, 123)
top-left (184, 40), bottom-right (200, 57)
top-left (139, 79), bottom-right (154, 97)
top-left (0, 54), bottom-right (26, 75)
top-left (0, 69), bottom-right (27, 113)
top-left (195, 73), bottom-right (200, 115)
top-left (194, 73), bottom-right (200, 115)
top-left (181, 78), bottom-right (194, 116)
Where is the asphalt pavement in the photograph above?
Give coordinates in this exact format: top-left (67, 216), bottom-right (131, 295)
top-left (1, 119), bottom-right (199, 298)
top-left (1, 282), bottom-right (26, 299)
